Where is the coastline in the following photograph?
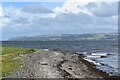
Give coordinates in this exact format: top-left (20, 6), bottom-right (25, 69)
top-left (51, 49), bottom-right (120, 80)
top-left (2, 48), bottom-right (120, 79)
top-left (79, 54), bottom-right (120, 80)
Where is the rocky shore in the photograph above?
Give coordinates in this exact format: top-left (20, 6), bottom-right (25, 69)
top-left (3, 49), bottom-right (119, 80)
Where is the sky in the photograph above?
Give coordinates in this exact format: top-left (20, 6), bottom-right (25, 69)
top-left (0, 0), bottom-right (118, 40)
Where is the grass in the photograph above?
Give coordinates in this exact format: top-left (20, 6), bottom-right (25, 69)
top-left (1, 47), bottom-right (37, 77)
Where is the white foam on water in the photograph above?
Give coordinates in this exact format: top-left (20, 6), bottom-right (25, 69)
top-left (91, 52), bottom-right (108, 56)
top-left (84, 58), bottom-right (101, 66)
top-left (88, 52), bottom-right (118, 76)
top-left (76, 52), bottom-right (88, 55)
top-left (97, 54), bottom-right (118, 69)
top-left (86, 55), bottom-right (101, 59)
top-left (43, 49), bottom-right (49, 51)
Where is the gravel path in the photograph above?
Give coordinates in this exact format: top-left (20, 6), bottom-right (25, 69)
top-left (6, 50), bottom-right (102, 78)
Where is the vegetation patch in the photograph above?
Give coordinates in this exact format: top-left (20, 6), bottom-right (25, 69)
top-left (1, 47), bottom-right (37, 77)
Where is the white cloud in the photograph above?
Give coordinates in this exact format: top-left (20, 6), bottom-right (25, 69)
top-left (2, 1), bottom-right (118, 40)
top-left (0, 5), bottom-right (3, 17)
top-left (0, 5), bottom-right (2, 40)
top-left (46, 13), bottom-right (57, 18)
top-left (2, 1), bottom-right (118, 28)
top-left (53, 0), bottom-right (118, 17)
top-left (1, 5), bottom-right (57, 28)
top-left (2, 18), bottom-right (11, 27)
top-left (0, 5), bottom-right (3, 28)
top-left (53, 0), bottom-right (94, 16)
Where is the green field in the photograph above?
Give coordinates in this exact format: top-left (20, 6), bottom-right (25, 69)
top-left (1, 47), bottom-right (37, 77)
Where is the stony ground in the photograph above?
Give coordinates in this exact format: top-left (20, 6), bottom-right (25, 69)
top-left (6, 49), bottom-right (102, 78)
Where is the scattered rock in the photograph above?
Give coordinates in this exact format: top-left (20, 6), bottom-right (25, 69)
top-left (6, 50), bottom-right (104, 78)
top-left (68, 68), bottom-right (72, 70)
top-left (40, 62), bottom-right (48, 65)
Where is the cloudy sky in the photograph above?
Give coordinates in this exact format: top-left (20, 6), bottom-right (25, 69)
top-left (0, 0), bottom-right (118, 40)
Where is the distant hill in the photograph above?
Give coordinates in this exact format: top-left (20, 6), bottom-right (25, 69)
top-left (8, 33), bottom-right (118, 41)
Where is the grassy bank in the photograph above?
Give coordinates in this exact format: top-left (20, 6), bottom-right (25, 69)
top-left (1, 47), bottom-right (37, 77)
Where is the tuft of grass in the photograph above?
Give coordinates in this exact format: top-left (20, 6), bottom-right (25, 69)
top-left (2, 47), bottom-right (36, 55)
top-left (1, 47), bottom-right (37, 77)
top-left (2, 55), bottom-right (21, 77)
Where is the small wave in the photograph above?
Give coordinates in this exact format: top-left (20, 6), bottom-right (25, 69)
top-left (84, 58), bottom-right (101, 66)
top-left (91, 52), bottom-right (108, 56)
top-left (43, 49), bottom-right (49, 51)
top-left (86, 55), bottom-right (101, 59)
top-left (76, 52), bottom-right (87, 55)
